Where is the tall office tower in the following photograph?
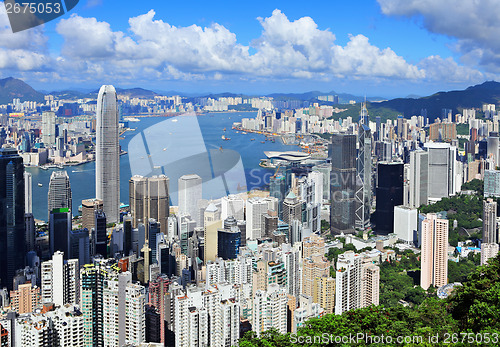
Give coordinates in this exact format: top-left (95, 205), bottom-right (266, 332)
top-left (409, 150), bottom-right (429, 207)
top-left (312, 163), bottom-right (331, 201)
top-left (355, 124), bottom-right (372, 231)
top-left (218, 227), bottom-right (241, 260)
top-left (425, 142), bottom-right (458, 201)
top-left (49, 208), bottom-right (72, 257)
top-left (0, 147), bottom-right (25, 290)
top-left (421, 213), bottom-right (449, 290)
top-left (149, 274), bottom-right (170, 345)
top-left (94, 210), bottom-right (107, 257)
top-left (103, 272), bottom-right (146, 346)
top-left (41, 111), bottom-right (56, 146)
top-left (487, 135), bottom-right (500, 168)
top-left (302, 254), bottom-right (329, 298)
top-left (481, 243), bottom-right (499, 265)
top-left (47, 170), bottom-right (72, 219)
top-left (221, 194), bottom-right (245, 221)
top-left (9, 283), bottom-right (40, 314)
top-left (81, 198), bottom-right (103, 232)
top-left (178, 174), bottom-right (202, 225)
top-left (252, 284), bottom-right (288, 337)
top-left (282, 191), bottom-right (302, 225)
top-left (330, 133), bottom-right (357, 234)
top-left (148, 219), bottom-right (160, 262)
top-left (376, 162), bottom-right (403, 235)
top-left (69, 229), bottom-right (90, 266)
top-left (246, 197), bottom-right (269, 240)
top-left (96, 85), bottom-right (120, 223)
top-left (24, 213), bottom-right (35, 252)
top-left (263, 211), bottom-right (278, 237)
top-left (24, 171), bottom-right (32, 214)
top-left (270, 174), bottom-right (287, 218)
top-left (359, 102), bottom-right (369, 125)
top-left (41, 251), bottom-right (79, 306)
top-left (393, 205), bottom-right (418, 244)
top-left (123, 216), bottom-right (133, 255)
top-left (483, 198), bottom-right (498, 244)
top-left (129, 175), bottom-right (170, 234)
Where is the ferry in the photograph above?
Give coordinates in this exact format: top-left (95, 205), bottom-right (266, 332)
top-left (38, 183), bottom-right (43, 187)
top-left (123, 117), bottom-right (140, 122)
top-left (242, 132), bottom-right (247, 135)
top-left (221, 135), bottom-right (231, 141)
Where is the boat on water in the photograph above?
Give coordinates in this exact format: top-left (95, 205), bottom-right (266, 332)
top-left (123, 117), bottom-right (140, 122)
top-left (223, 128), bottom-right (226, 131)
top-left (261, 141), bottom-right (265, 143)
top-left (242, 132), bottom-right (247, 135)
top-left (38, 183), bottom-right (42, 187)
top-left (171, 119), bottom-right (178, 122)
top-left (250, 138), bottom-right (255, 141)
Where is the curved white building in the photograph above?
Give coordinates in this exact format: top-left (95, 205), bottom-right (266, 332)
top-left (96, 85), bottom-right (120, 223)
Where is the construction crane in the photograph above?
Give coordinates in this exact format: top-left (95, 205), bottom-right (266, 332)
top-left (272, 163), bottom-right (282, 179)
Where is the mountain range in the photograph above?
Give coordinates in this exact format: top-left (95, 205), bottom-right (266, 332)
top-left (1, 77), bottom-right (500, 121)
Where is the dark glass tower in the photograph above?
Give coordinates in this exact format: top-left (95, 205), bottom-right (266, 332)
top-left (49, 208), bottom-right (71, 257)
top-left (376, 162), bottom-right (404, 235)
top-left (217, 227), bottom-right (241, 260)
top-left (330, 133), bottom-right (357, 234)
top-left (0, 147), bottom-right (25, 289)
top-left (94, 210), bottom-right (107, 257)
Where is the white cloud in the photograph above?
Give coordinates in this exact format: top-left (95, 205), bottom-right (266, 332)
top-left (377, 0), bottom-right (500, 70)
top-left (0, 6), bottom-right (51, 71)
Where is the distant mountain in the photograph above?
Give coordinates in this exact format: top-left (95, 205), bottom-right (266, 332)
top-left (371, 81), bottom-right (500, 121)
top-left (115, 87), bottom-right (159, 99)
top-left (0, 77), bottom-right (45, 104)
top-left (267, 91), bottom-right (385, 103)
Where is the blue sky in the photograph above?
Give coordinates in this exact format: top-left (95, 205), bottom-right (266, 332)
top-left (1, 0), bottom-right (499, 98)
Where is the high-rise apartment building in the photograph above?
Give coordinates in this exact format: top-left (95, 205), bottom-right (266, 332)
top-left (335, 251), bottom-right (380, 315)
top-left (47, 170), bottom-right (72, 219)
top-left (103, 271), bottom-right (146, 346)
top-left (483, 198), bottom-right (497, 244)
top-left (0, 147), bottom-right (25, 290)
top-left (355, 124), bottom-right (372, 231)
top-left (9, 283), bottom-right (40, 314)
top-left (484, 170), bottom-right (500, 198)
top-left (481, 243), bottom-right (499, 266)
top-left (302, 254), bottom-right (329, 298)
top-left (420, 213), bottom-right (449, 290)
top-left (330, 133), bottom-right (357, 234)
top-left (41, 251), bottom-right (79, 307)
top-left (252, 284), bottom-right (287, 337)
top-left (393, 205), bottom-right (418, 244)
top-left (96, 85), bottom-right (120, 223)
top-left (149, 274), bottom-right (170, 345)
top-left (42, 111), bottom-right (56, 146)
top-left (409, 149), bottom-right (428, 208)
top-left (178, 174), bottom-right (202, 226)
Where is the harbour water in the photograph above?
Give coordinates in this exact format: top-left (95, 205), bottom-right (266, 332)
top-left (28, 112), bottom-right (295, 221)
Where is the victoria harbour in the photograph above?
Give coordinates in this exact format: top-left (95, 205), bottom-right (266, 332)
top-left (27, 111), bottom-right (294, 221)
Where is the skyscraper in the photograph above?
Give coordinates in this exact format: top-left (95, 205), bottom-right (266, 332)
top-left (425, 142), bottom-right (458, 201)
top-left (355, 124), bottom-right (372, 231)
top-left (421, 213), bottom-right (448, 290)
top-left (376, 162), bottom-right (403, 235)
top-left (217, 227), bottom-right (241, 260)
top-left (49, 208), bottom-right (72, 257)
top-left (47, 170), bottom-right (72, 220)
top-left (483, 198), bottom-right (497, 244)
top-left (330, 133), bottom-right (357, 234)
top-left (178, 174), bottom-right (202, 226)
top-left (24, 171), bottom-right (32, 214)
top-left (129, 175), bottom-right (170, 234)
top-left (409, 149), bottom-right (428, 208)
top-left (96, 85), bottom-right (120, 223)
top-left (81, 198), bottom-right (103, 232)
top-left (94, 210), bottom-right (107, 257)
top-left (41, 251), bottom-right (79, 307)
top-left (0, 146), bottom-right (25, 290)
top-left (41, 111), bottom-right (56, 146)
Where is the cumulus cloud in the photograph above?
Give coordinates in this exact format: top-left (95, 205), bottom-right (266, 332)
top-left (0, 6), bottom-right (52, 72)
top-left (377, 0), bottom-right (500, 70)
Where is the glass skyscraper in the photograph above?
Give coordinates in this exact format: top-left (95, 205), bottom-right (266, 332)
top-left (0, 146), bottom-right (25, 289)
top-left (330, 133), bottom-right (357, 234)
top-left (96, 85), bottom-right (120, 223)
